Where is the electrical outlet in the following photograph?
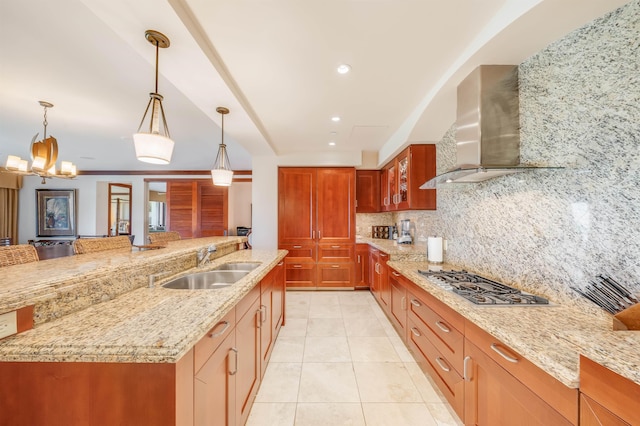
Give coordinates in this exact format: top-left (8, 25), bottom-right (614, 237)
top-left (0, 310), bottom-right (17, 340)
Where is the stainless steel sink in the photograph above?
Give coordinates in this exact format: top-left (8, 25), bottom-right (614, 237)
top-left (213, 262), bottom-right (261, 271)
top-left (162, 270), bottom-right (249, 290)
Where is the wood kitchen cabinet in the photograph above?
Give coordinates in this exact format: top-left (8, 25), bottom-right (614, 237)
top-left (369, 247), bottom-right (389, 308)
top-left (355, 170), bottom-right (381, 213)
top-left (389, 268), bottom-right (408, 336)
top-left (404, 279), bottom-right (465, 420)
top-left (579, 355), bottom-right (640, 425)
top-left (355, 243), bottom-right (370, 289)
top-left (278, 167), bottom-right (356, 289)
top-left (259, 261), bottom-right (285, 379)
top-left (380, 144), bottom-right (436, 211)
top-left (464, 321), bottom-right (578, 426)
top-left (166, 179), bottom-right (228, 238)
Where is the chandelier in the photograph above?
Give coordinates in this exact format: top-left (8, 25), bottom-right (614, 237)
top-left (133, 30), bottom-right (174, 164)
top-left (211, 107), bottom-right (234, 186)
top-left (3, 101), bottom-right (77, 183)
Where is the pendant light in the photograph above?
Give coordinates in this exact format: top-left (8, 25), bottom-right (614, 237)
top-left (133, 30), bottom-right (174, 164)
top-left (3, 101), bottom-right (77, 183)
top-left (211, 107), bottom-right (234, 186)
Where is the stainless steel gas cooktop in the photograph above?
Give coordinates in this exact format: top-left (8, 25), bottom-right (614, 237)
top-left (417, 269), bottom-right (550, 306)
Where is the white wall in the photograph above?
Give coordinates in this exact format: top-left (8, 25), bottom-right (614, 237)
top-left (228, 181), bottom-right (252, 235)
top-left (251, 155), bottom-right (278, 249)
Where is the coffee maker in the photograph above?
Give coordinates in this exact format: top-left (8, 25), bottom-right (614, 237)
top-left (397, 219), bottom-right (413, 244)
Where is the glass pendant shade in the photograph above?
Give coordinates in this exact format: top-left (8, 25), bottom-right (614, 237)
top-left (133, 132), bottom-right (174, 164)
top-left (134, 30), bottom-right (174, 164)
top-left (211, 106), bottom-right (234, 186)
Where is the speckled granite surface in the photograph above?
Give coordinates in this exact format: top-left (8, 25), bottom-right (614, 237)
top-left (387, 260), bottom-right (640, 389)
top-left (0, 248), bottom-right (286, 363)
top-left (357, 237), bottom-right (428, 261)
top-left (0, 237), bottom-right (244, 324)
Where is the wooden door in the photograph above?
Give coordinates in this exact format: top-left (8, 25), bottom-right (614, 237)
top-left (194, 332), bottom-right (236, 426)
top-left (355, 244), bottom-right (369, 289)
top-left (259, 275), bottom-right (274, 379)
top-left (235, 296), bottom-right (261, 426)
top-left (389, 269), bottom-right (407, 335)
top-left (355, 170), bottom-right (380, 213)
top-left (278, 168), bottom-right (316, 246)
top-left (316, 168), bottom-right (355, 244)
top-left (166, 180), bottom-right (228, 238)
top-left (166, 181), bottom-right (195, 238)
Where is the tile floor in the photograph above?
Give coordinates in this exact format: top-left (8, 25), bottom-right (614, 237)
top-left (246, 290), bottom-right (464, 426)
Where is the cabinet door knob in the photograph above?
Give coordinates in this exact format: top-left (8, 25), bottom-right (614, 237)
top-left (463, 356), bottom-right (472, 381)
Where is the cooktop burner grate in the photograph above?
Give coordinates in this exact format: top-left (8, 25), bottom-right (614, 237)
top-left (417, 269), bottom-right (550, 306)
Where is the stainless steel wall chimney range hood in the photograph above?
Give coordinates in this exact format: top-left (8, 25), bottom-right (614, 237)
top-left (421, 65), bottom-right (558, 189)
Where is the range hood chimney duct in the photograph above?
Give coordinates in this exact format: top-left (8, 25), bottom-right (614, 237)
top-left (421, 65), bottom-right (555, 189)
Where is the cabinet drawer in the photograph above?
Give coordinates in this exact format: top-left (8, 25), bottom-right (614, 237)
top-left (407, 290), bottom-right (463, 373)
top-left (280, 244), bottom-right (316, 261)
top-left (466, 321), bottom-right (578, 425)
top-left (195, 307), bottom-right (236, 373)
top-left (236, 285), bottom-right (261, 321)
top-left (407, 316), bottom-right (464, 417)
top-left (317, 263), bottom-right (353, 288)
top-left (317, 244), bottom-right (354, 262)
top-left (285, 261), bottom-right (316, 288)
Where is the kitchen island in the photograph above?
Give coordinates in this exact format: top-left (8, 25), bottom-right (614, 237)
top-left (0, 237), bottom-right (287, 425)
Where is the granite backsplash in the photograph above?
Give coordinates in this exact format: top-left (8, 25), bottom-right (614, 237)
top-left (358, 1), bottom-right (640, 310)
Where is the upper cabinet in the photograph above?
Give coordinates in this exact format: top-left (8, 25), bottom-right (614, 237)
top-left (381, 144), bottom-right (436, 211)
top-left (355, 170), bottom-right (381, 213)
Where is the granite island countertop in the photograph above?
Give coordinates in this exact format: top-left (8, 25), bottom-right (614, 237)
top-left (387, 259), bottom-right (640, 390)
top-left (0, 243), bottom-right (287, 364)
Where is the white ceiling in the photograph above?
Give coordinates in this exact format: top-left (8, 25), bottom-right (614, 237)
top-left (0, 0), bottom-right (629, 172)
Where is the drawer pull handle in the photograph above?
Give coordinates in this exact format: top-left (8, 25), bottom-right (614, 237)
top-left (357, 255), bottom-right (361, 263)
top-left (209, 320), bottom-right (230, 338)
top-left (278, 261), bottom-right (284, 266)
top-left (293, 265), bottom-right (302, 268)
top-left (260, 305), bottom-right (267, 323)
top-left (331, 245), bottom-right (341, 249)
top-left (435, 321), bottom-right (451, 333)
top-left (401, 296), bottom-right (406, 310)
top-left (463, 356), bottom-right (472, 381)
top-left (490, 343), bottom-right (519, 363)
top-left (410, 327), bottom-right (421, 337)
top-left (392, 271), bottom-right (401, 277)
top-left (229, 347), bottom-right (238, 375)
top-left (293, 245), bottom-right (302, 249)
top-left (410, 299), bottom-right (422, 307)
top-left (256, 310), bottom-right (262, 328)
top-left (332, 265), bottom-right (340, 268)
top-left (435, 357), bottom-right (451, 373)
top-left (380, 253), bottom-right (388, 259)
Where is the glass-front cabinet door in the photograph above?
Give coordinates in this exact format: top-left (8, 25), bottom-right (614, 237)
top-left (396, 152), bottom-right (409, 210)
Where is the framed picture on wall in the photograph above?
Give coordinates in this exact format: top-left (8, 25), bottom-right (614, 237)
top-left (36, 189), bottom-right (77, 237)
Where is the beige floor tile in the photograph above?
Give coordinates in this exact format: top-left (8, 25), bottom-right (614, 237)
top-left (354, 363), bottom-right (422, 403)
top-left (270, 336), bottom-right (306, 362)
top-left (339, 291), bottom-right (374, 306)
top-left (361, 402), bottom-right (438, 426)
top-left (308, 302), bottom-right (343, 318)
top-left (298, 362), bottom-right (360, 403)
top-left (340, 304), bottom-right (378, 318)
top-left (309, 292), bottom-right (341, 306)
top-left (255, 362), bottom-right (302, 403)
top-left (279, 318), bottom-right (308, 337)
top-left (343, 315), bottom-right (387, 337)
top-left (426, 402), bottom-right (464, 425)
top-left (294, 403), bottom-right (366, 426)
top-left (246, 402), bottom-right (296, 426)
top-left (306, 318), bottom-right (346, 337)
top-left (348, 336), bottom-right (401, 362)
top-left (404, 362), bottom-right (448, 403)
top-left (304, 336), bottom-right (352, 362)
top-left (388, 333), bottom-right (416, 362)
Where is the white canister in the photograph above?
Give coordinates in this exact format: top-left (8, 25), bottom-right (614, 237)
top-left (427, 237), bottom-right (443, 264)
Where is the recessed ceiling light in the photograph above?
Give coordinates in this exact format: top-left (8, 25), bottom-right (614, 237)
top-left (329, 141), bottom-right (336, 146)
top-left (331, 116), bottom-right (341, 122)
top-left (336, 64), bottom-right (351, 74)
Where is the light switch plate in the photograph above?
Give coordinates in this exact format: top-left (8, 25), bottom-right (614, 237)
top-left (0, 310), bottom-right (17, 340)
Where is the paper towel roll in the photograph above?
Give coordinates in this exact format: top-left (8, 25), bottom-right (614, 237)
top-left (427, 237), bottom-right (443, 263)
